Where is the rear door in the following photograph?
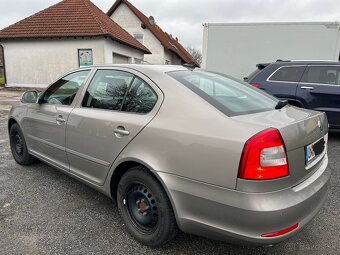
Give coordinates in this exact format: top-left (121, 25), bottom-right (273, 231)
top-left (65, 68), bottom-right (163, 185)
top-left (263, 65), bottom-right (306, 102)
top-left (296, 65), bottom-right (340, 127)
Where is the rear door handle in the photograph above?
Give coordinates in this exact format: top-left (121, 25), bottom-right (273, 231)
top-left (300, 86), bottom-right (314, 90)
top-left (56, 115), bottom-right (66, 125)
top-left (114, 126), bottom-right (130, 137)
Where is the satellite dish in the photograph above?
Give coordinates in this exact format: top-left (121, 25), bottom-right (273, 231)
top-left (149, 16), bottom-right (155, 25)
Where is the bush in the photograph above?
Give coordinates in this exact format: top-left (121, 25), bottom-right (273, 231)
top-left (0, 75), bottom-right (4, 86)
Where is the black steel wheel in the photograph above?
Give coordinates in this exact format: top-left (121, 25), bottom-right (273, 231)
top-left (125, 183), bottom-right (158, 232)
top-left (9, 123), bottom-right (36, 165)
top-left (117, 166), bottom-right (177, 246)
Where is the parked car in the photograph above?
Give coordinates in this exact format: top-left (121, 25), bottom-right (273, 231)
top-left (245, 60), bottom-right (340, 128)
top-left (9, 65), bottom-right (330, 246)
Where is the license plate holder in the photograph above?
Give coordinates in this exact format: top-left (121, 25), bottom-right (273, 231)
top-left (305, 137), bottom-right (326, 165)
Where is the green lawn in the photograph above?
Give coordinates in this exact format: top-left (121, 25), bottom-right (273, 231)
top-left (0, 75), bottom-right (4, 86)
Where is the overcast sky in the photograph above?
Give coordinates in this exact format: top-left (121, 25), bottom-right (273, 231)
top-left (1, 0), bottom-right (340, 50)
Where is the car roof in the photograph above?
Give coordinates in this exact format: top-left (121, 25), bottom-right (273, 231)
top-left (270, 60), bottom-right (340, 66)
top-left (87, 64), bottom-right (191, 74)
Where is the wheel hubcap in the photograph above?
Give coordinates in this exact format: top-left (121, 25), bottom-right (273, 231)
top-left (126, 184), bottom-right (158, 232)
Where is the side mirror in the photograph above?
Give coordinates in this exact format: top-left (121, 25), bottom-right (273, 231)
top-left (21, 91), bottom-right (38, 104)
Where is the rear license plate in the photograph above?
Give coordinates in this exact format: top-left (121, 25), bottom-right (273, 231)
top-left (305, 136), bottom-right (326, 165)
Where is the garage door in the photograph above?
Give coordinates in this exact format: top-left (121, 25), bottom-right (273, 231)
top-left (112, 53), bottom-right (130, 64)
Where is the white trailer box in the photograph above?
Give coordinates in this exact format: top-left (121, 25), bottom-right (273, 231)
top-left (202, 22), bottom-right (340, 79)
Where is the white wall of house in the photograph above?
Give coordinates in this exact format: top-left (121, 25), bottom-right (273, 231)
top-left (110, 3), bottom-right (166, 64)
top-left (1, 38), bottom-right (104, 87)
top-left (1, 37), bottom-right (144, 87)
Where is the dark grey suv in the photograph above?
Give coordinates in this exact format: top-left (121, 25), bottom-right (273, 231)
top-left (245, 60), bottom-right (340, 128)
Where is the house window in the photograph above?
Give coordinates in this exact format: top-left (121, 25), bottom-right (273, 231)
top-left (133, 34), bottom-right (144, 44)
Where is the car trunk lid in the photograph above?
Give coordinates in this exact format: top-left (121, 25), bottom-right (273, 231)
top-left (232, 106), bottom-right (328, 192)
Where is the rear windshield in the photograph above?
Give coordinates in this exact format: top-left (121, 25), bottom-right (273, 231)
top-left (168, 70), bottom-right (278, 116)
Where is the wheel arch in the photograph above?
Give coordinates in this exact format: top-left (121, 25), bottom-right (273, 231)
top-left (8, 117), bottom-right (18, 132)
top-left (287, 99), bottom-right (304, 108)
top-left (109, 159), bottom-right (180, 226)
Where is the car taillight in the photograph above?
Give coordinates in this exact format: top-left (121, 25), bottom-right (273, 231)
top-left (238, 128), bottom-right (289, 180)
top-left (250, 83), bottom-right (260, 88)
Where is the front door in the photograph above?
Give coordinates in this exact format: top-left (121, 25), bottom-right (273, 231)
top-left (24, 70), bottom-right (91, 170)
top-left (66, 68), bottom-right (161, 185)
top-left (296, 65), bottom-right (340, 127)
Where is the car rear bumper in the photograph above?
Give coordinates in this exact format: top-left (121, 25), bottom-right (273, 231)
top-left (157, 155), bottom-right (330, 245)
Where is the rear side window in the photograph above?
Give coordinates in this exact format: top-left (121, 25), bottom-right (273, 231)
top-left (168, 70), bottom-right (278, 116)
top-left (82, 69), bottom-right (157, 113)
top-left (122, 77), bottom-right (158, 113)
top-left (301, 66), bottom-right (340, 85)
top-left (82, 70), bottom-right (132, 110)
top-left (268, 66), bottom-right (305, 82)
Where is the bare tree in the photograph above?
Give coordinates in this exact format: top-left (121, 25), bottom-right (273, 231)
top-left (186, 46), bottom-right (202, 65)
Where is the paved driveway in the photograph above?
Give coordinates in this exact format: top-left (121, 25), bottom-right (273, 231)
top-left (0, 89), bottom-right (339, 254)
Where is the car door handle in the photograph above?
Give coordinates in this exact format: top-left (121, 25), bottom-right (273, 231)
top-left (56, 115), bottom-right (66, 125)
top-left (300, 86), bottom-right (314, 90)
top-left (114, 127), bottom-right (130, 136)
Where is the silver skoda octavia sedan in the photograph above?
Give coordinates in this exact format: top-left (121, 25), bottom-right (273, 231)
top-left (8, 65), bottom-right (330, 246)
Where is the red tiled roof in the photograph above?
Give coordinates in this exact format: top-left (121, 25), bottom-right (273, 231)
top-left (107, 0), bottom-right (198, 66)
top-left (0, 0), bottom-right (150, 53)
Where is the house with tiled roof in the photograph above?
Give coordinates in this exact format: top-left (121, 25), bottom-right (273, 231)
top-left (0, 0), bottom-right (150, 87)
top-left (107, 0), bottom-right (197, 65)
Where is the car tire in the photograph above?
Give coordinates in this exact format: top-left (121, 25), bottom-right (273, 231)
top-left (117, 166), bottom-right (178, 246)
top-left (9, 123), bottom-right (36, 165)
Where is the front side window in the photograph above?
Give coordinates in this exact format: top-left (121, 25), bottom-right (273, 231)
top-left (42, 70), bottom-right (90, 105)
top-left (301, 66), bottom-right (340, 85)
top-left (82, 69), bottom-right (157, 113)
top-left (168, 70), bottom-right (278, 116)
top-left (268, 66), bottom-right (306, 82)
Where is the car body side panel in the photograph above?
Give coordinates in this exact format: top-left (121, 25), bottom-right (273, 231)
top-left (103, 74), bottom-right (265, 189)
